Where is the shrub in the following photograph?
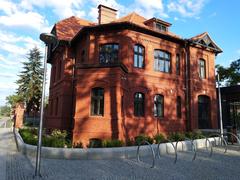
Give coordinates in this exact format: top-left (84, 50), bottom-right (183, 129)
top-left (193, 130), bottom-right (205, 139)
top-left (89, 138), bottom-right (102, 148)
top-left (134, 134), bottom-right (154, 145)
top-left (102, 139), bottom-right (124, 148)
top-left (19, 128), bottom-right (38, 145)
top-left (185, 131), bottom-right (194, 139)
top-left (126, 139), bottom-right (135, 146)
top-left (154, 133), bottom-right (166, 144)
top-left (168, 132), bottom-right (185, 142)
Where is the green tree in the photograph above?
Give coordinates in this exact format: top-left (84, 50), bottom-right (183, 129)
top-left (16, 47), bottom-right (43, 114)
top-left (6, 94), bottom-right (23, 108)
top-left (0, 105), bottom-right (11, 116)
top-left (216, 58), bottom-right (240, 86)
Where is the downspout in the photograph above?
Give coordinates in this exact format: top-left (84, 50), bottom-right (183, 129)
top-left (184, 40), bottom-right (191, 131)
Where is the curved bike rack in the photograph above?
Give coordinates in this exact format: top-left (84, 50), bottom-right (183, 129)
top-left (205, 137), bottom-right (213, 157)
top-left (156, 139), bottom-right (178, 164)
top-left (136, 140), bottom-right (156, 168)
top-left (208, 133), bottom-right (228, 153)
top-left (222, 132), bottom-right (240, 151)
top-left (183, 138), bottom-right (197, 161)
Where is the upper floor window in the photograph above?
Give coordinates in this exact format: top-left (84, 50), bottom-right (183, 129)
top-left (156, 23), bottom-right (167, 32)
top-left (58, 60), bottom-right (62, 80)
top-left (177, 96), bottom-right (181, 118)
top-left (176, 54), bottom-right (180, 75)
top-left (91, 87), bottom-right (104, 116)
top-left (154, 50), bottom-right (171, 73)
top-left (134, 92), bottom-right (144, 117)
top-left (198, 59), bottom-right (206, 79)
top-left (99, 44), bottom-right (119, 64)
top-left (154, 94), bottom-right (164, 117)
top-left (134, 44), bottom-right (144, 68)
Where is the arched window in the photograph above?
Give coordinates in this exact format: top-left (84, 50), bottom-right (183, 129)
top-left (198, 59), bottom-right (206, 79)
top-left (91, 87), bottom-right (104, 116)
top-left (134, 92), bottom-right (144, 116)
top-left (177, 96), bottom-right (181, 118)
top-left (99, 44), bottom-right (119, 64)
top-left (154, 50), bottom-right (171, 73)
top-left (154, 94), bottom-right (164, 117)
top-left (134, 44), bottom-right (144, 68)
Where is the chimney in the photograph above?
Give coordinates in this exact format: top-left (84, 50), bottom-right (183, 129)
top-left (98, 4), bottom-right (117, 24)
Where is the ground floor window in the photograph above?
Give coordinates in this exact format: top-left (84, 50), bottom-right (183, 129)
top-left (91, 87), bottom-right (104, 116)
top-left (134, 92), bottom-right (144, 117)
top-left (154, 94), bottom-right (164, 117)
top-left (198, 95), bottom-right (211, 129)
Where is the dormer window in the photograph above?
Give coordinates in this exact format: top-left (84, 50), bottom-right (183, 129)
top-left (144, 18), bottom-right (171, 33)
top-left (156, 23), bottom-right (167, 32)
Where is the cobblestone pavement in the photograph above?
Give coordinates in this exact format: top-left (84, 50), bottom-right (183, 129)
top-left (1, 128), bottom-right (240, 180)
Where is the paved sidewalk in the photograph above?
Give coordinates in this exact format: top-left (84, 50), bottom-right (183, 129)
top-left (1, 128), bottom-right (240, 180)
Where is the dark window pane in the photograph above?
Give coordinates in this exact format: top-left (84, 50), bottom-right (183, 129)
top-left (198, 59), bottom-right (206, 79)
top-left (176, 54), bottom-right (180, 75)
top-left (154, 50), bottom-right (171, 73)
top-left (99, 44), bottom-right (119, 64)
top-left (134, 92), bottom-right (144, 116)
top-left (177, 96), bottom-right (181, 118)
top-left (154, 95), bottom-right (164, 117)
top-left (91, 87), bottom-right (104, 116)
top-left (134, 45), bottom-right (144, 68)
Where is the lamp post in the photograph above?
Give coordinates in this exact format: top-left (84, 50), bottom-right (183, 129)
top-left (35, 33), bottom-right (56, 177)
top-left (217, 71), bottom-right (224, 138)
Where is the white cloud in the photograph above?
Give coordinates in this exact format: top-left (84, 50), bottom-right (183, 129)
top-left (133, 0), bottom-right (168, 19)
top-left (167, 0), bottom-right (207, 17)
top-left (19, 0), bottom-right (85, 19)
top-left (237, 49), bottom-right (240, 54)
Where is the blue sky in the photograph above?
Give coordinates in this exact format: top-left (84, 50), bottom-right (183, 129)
top-left (0, 0), bottom-right (240, 106)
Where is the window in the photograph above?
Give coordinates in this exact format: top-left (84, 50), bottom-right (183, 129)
top-left (154, 95), bottom-right (164, 117)
top-left (99, 44), bottom-right (119, 64)
top-left (156, 23), bottom-right (167, 32)
top-left (55, 97), bottom-right (58, 116)
top-left (198, 59), bottom-right (206, 79)
top-left (134, 92), bottom-right (144, 116)
top-left (81, 50), bottom-right (85, 62)
top-left (134, 44), bottom-right (144, 68)
top-left (91, 88), bottom-right (104, 116)
top-left (176, 54), bottom-right (180, 75)
top-left (177, 96), bottom-right (181, 118)
top-left (154, 50), bottom-right (171, 73)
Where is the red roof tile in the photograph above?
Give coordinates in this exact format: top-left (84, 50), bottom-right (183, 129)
top-left (54, 16), bottom-right (95, 41)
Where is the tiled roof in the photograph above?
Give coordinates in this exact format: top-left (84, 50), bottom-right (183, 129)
top-left (114, 12), bottom-right (181, 39)
top-left (54, 16), bottom-right (95, 41)
top-left (190, 32), bottom-right (208, 41)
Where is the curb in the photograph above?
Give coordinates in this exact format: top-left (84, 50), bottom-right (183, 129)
top-left (14, 130), bottom-right (219, 160)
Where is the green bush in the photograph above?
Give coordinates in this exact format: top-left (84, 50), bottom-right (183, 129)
top-left (168, 132), bottom-right (185, 142)
top-left (19, 128), bottom-right (71, 148)
top-left (193, 130), bottom-right (205, 139)
top-left (154, 133), bottom-right (166, 144)
top-left (102, 139), bottom-right (124, 148)
top-left (126, 139), bottom-right (135, 146)
top-left (134, 134), bottom-right (154, 145)
top-left (73, 142), bottom-right (83, 148)
top-left (185, 131), bottom-right (194, 139)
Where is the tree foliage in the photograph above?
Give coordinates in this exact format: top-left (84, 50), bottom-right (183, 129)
top-left (216, 58), bottom-right (240, 86)
top-left (16, 47), bottom-right (43, 114)
top-left (5, 94), bottom-right (23, 108)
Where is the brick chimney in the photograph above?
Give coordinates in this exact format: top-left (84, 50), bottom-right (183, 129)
top-left (98, 4), bottom-right (117, 24)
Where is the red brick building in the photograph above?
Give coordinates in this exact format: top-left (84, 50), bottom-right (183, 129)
top-left (45, 5), bottom-right (222, 146)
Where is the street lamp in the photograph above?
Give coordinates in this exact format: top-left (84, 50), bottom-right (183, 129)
top-left (216, 71), bottom-right (224, 138)
top-left (35, 33), bottom-right (57, 177)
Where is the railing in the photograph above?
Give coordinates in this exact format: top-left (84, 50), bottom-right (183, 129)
top-left (136, 140), bottom-right (156, 168)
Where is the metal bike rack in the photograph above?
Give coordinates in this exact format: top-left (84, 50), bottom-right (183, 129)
top-left (182, 138), bottom-right (197, 161)
top-left (208, 133), bottom-right (228, 153)
top-left (156, 139), bottom-right (178, 164)
top-left (205, 137), bottom-right (213, 157)
top-left (222, 132), bottom-right (240, 151)
top-left (136, 140), bottom-right (156, 168)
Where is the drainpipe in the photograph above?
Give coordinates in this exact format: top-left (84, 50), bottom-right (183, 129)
top-left (184, 41), bottom-right (191, 131)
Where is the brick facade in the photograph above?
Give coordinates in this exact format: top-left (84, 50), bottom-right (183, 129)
top-left (44, 5), bottom-right (222, 146)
